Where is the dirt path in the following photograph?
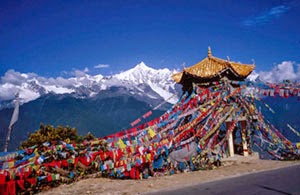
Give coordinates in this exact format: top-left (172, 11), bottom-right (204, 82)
top-left (39, 156), bottom-right (300, 195)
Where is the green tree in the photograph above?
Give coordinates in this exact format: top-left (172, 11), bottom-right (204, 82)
top-left (20, 124), bottom-right (85, 149)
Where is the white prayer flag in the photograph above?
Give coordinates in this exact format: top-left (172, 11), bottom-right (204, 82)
top-left (9, 99), bottom-right (19, 129)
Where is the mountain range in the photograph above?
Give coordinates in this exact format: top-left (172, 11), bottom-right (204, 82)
top-left (0, 62), bottom-right (180, 109)
top-left (0, 62), bottom-right (180, 151)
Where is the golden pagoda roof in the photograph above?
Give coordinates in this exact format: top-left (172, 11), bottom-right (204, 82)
top-left (172, 47), bottom-right (255, 83)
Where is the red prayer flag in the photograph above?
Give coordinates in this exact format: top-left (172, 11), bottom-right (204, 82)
top-left (26, 178), bottom-right (37, 186)
top-left (17, 180), bottom-right (24, 190)
top-left (74, 157), bottom-right (79, 167)
top-left (47, 175), bottom-right (52, 182)
top-left (130, 118), bottom-right (141, 127)
top-left (130, 167), bottom-right (135, 179)
top-left (147, 121), bottom-right (154, 126)
top-left (142, 111), bottom-right (152, 119)
top-left (62, 160), bottom-right (68, 167)
top-left (0, 174), bottom-right (5, 184)
top-left (7, 181), bottom-right (15, 195)
top-left (0, 183), bottom-right (8, 195)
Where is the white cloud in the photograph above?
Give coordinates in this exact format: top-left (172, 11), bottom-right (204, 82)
top-left (94, 64), bottom-right (110, 69)
top-left (65, 67), bottom-right (90, 78)
top-left (1, 69), bottom-right (36, 85)
top-left (0, 83), bottom-right (19, 100)
top-left (242, 4), bottom-right (290, 27)
top-left (60, 67), bottom-right (90, 78)
top-left (74, 70), bottom-right (87, 78)
top-left (47, 77), bottom-right (75, 87)
top-left (258, 61), bottom-right (300, 83)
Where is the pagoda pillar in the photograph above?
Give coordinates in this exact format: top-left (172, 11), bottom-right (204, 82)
top-left (241, 121), bottom-right (249, 157)
top-left (226, 122), bottom-right (234, 157)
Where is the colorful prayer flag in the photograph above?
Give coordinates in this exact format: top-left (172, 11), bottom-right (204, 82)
top-left (118, 138), bottom-right (126, 149)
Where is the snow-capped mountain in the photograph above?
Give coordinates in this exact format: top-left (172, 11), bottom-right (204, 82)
top-left (247, 71), bottom-right (260, 82)
top-left (0, 62), bottom-right (180, 109)
top-left (113, 62), bottom-right (179, 104)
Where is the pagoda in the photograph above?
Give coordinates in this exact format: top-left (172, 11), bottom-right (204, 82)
top-left (173, 47), bottom-right (256, 157)
top-left (172, 47), bottom-right (255, 92)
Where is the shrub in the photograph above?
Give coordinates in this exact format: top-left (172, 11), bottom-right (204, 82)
top-left (19, 124), bottom-right (95, 149)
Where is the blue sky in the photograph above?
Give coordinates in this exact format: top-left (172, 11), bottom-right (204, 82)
top-left (0, 0), bottom-right (300, 77)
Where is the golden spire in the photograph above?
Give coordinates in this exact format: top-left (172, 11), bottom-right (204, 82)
top-left (208, 46), bottom-right (212, 58)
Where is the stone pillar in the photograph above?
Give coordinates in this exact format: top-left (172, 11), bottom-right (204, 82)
top-left (226, 122), bottom-right (234, 157)
top-left (241, 121), bottom-right (249, 157)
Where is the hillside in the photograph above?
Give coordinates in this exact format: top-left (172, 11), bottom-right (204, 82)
top-left (0, 94), bottom-right (166, 151)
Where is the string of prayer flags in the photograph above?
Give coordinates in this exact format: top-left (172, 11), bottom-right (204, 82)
top-left (287, 124), bottom-right (300, 137)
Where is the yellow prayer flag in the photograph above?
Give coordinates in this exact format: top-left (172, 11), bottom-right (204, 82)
top-left (162, 139), bottom-right (169, 144)
top-left (66, 138), bottom-right (70, 144)
top-left (296, 142), bottom-right (300, 149)
top-left (34, 150), bottom-right (40, 157)
top-left (148, 128), bottom-right (156, 138)
top-left (130, 146), bottom-right (135, 153)
top-left (147, 153), bottom-right (151, 161)
top-left (118, 138), bottom-right (126, 149)
top-left (55, 174), bottom-right (60, 181)
top-left (91, 140), bottom-right (100, 145)
top-left (8, 161), bottom-right (14, 168)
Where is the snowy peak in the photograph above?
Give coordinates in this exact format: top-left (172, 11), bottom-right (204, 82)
top-left (247, 71), bottom-right (259, 82)
top-left (114, 62), bottom-right (179, 104)
top-left (134, 61), bottom-right (151, 70)
top-left (115, 62), bottom-right (176, 82)
top-left (0, 62), bottom-right (180, 107)
top-left (115, 62), bottom-right (157, 83)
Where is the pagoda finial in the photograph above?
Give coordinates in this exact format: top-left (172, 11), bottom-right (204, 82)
top-left (208, 46), bottom-right (212, 58)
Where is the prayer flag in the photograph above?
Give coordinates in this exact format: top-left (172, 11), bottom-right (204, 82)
top-left (8, 98), bottom-right (20, 131)
top-left (17, 179), bottom-right (24, 190)
top-left (118, 139), bottom-right (126, 149)
top-left (287, 124), bottom-right (300, 137)
top-left (7, 181), bottom-right (16, 195)
top-left (8, 161), bottom-right (14, 169)
top-left (52, 174), bottom-right (60, 181)
top-left (142, 111), bottom-right (152, 119)
top-left (130, 118), bottom-right (141, 127)
top-left (148, 128), bottom-right (156, 138)
top-left (47, 175), bottom-right (52, 182)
